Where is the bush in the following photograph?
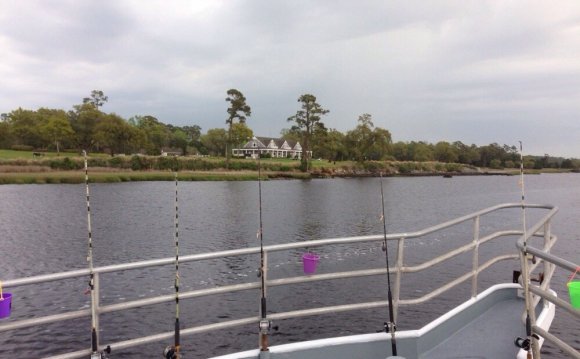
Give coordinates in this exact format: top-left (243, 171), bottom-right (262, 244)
top-left (130, 155), bottom-right (152, 171)
top-left (87, 158), bottom-right (109, 168)
top-left (156, 156), bottom-right (180, 171)
top-left (49, 157), bottom-right (83, 170)
top-left (490, 159), bottom-right (502, 169)
top-left (11, 145), bottom-right (34, 151)
top-left (107, 156), bottom-right (126, 168)
top-left (397, 162), bottom-right (415, 174)
top-left (445, 163), bottom-right (461, 172)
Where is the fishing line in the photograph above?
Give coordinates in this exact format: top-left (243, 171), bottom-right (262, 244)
top-left (379, 173), bottom-right (398, 357)
top-left (165, 172), bottom-right (181, 359)
top-left (257, 156), bottom-right (271, 356)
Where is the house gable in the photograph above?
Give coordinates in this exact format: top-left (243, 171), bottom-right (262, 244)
top-left (244, 137), bottom-right (266, 149)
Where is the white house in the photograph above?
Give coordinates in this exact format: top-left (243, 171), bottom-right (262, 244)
top-left (232, 136), bottom-right (309, 159)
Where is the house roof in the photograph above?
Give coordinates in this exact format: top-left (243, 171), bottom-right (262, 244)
top-left (240, 136), bottom-right (299, 149)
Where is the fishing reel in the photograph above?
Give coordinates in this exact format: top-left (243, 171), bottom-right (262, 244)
top-left (514, 334), bottom-right (539, 351)
top-left (90, 346), bottom-right (111, 359)
top-left (258, 319), bottom-right (279, 333)
top-left (163, 345), bottom-right (178, 359)
top-left (259, 319), bottom-right (271, 334)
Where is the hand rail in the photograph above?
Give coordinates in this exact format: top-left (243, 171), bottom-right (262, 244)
top-left (514, 204), bottom-right (579, 358)
top-left (1, 203), bottom-right (575, 359)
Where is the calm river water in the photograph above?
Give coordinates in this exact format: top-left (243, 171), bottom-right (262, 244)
top-left (0, 174), bottom-right (578, 358)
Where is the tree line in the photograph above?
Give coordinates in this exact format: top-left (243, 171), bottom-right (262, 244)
top-left (1, 89), bottom-right (578, 170)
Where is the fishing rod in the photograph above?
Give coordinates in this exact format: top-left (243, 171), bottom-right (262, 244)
top-left (84, 151), bottom-right (110, 359)
top-left (514, 142), bottom-right (539, 358)
top-left (257, 156), bottom-right (271, 358)
top-left (164, 172), bottom-right (181, 359)
top-left (379, 172), bottom-right (398, 357)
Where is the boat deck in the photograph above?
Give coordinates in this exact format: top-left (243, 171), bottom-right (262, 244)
top-left (212, 284), bottom-right (553, 359)
top-left (420, 295), bottom-right (525, 358)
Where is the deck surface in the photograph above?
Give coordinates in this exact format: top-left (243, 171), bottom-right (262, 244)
top-left (420, 296), bottom-right (526, 359)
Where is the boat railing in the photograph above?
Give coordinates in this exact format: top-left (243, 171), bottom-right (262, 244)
top-left (515, 206), bottom-right (580, 358)
top-left (1, 203), bottom-right (577, 359)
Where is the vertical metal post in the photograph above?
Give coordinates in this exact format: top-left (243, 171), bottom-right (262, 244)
top-left (393, 238), bottom-right (404, 324)
top-left (471, 216), bottom-right (480, 298)
top-left (543, 221), bottom-right (552, 288)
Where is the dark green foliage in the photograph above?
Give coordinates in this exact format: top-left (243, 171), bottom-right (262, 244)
top-left (49, 157), bottom-right (83, 170)
top-left (107, 157), bottom-right (126, 168)
top-left (396, 162), bottom-right (418, 174)
top-left (156, 156), bottom-right (181, 171)
top-left (11, 145), bottom-right (34, 151)
top-left (87, 158), bottom-right (109, 167)
top-left (130, 155), bottom-right (151, 171)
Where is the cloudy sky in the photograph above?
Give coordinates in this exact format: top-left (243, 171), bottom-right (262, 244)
top-left (1, 1), bottom-right (579, 157)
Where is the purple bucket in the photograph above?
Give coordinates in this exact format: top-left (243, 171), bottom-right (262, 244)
top-left (302, 253), bottom-right (320, 274)
top-left (0, 293), bottom-right (12, 319)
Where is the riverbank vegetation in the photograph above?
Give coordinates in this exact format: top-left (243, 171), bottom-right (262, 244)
top-left (1, 152), bottom-right (577, 185)
top-left (2, 90), bottom-right (579, 180)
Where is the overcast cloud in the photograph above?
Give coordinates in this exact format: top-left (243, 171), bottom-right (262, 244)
top-left (1, 0), bottom-right (579, 157)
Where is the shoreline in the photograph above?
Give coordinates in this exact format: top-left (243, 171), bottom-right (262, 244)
top-left (0, 168), bottom-right (574, 185)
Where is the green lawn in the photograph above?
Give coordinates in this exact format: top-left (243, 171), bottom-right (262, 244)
top-left (0, 149), bottom-right (109, 160)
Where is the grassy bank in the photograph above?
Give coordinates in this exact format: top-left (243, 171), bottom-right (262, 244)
top-left (0, 170), bottom-right (311, 185)
top-left (1, 151), bottom-right (575, 184)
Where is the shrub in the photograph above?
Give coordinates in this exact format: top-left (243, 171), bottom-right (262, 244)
top-left (156, 156), bottom-right (180, 171)
top-left (107, 156), bottom-right (126, 168)
top-left (49, 157), bottom-right (83, 170)
top-left (445, 163), bottom-right (461, 172)
top-left (490, 159), bottom-right (502, 169)
top-left (11, 145), bottom-right (34, 151)
top-left (397, 162), bottom-right (414, 174)
top-left (130, 155), bottom-right (152, 171)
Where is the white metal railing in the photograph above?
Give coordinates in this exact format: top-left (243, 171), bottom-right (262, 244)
top-left (515, 206), bottom-right (580, 359)
top-left (1, 203), bottom-right (575, 359)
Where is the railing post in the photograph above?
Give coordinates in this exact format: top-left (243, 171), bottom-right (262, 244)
top-left (471, 216), bottom-right (480, 298)
top-left (541, 220), bottom-right (554, 294)
top-left (393, 238), bottom-right (404, 324)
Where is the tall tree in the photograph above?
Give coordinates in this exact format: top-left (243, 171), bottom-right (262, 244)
top-left (225, 89), bottom-right (251, 166)
top-left (39, 110), bottom-right (74, 155)
top-left (346, 114), bottom-right (375, 162)
top-left (69, 103), bottom-right (104, 151)
top-left (93, 114), bottom-right (138, 156)
top-left (201, 128), bottom-right (227, 156)
top-left (230, 122), bottom-right (253, 150)
top-left (135, 115), bottom-right (170, 155)
top-left (369, 127), bottom-right (392, 160)
top-left (83, 90), bottom-right (108, 109)
top-left (182, 125), bottom-right (202, 154)
top-left (170, 129), bottom-right (189, 155)
top-left (0, 118), bottom-right (12, 148)
top-left (8, 108), bottom-right (44, 148)
top-left (287, 94), bottom-right (329, 171)
top-left (434, 141), bottom-right (458, 163)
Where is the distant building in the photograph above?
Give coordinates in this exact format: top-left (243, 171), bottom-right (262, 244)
top-left (232, 136), bottom-right (309, 159)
